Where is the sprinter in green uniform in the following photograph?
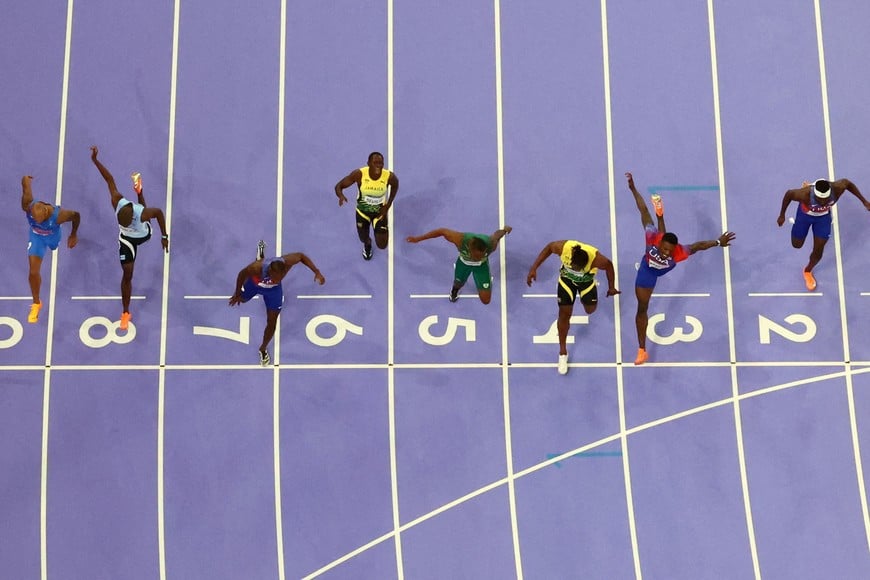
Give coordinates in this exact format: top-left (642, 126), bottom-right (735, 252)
top-left (406, 226), bottom-right (512, 304)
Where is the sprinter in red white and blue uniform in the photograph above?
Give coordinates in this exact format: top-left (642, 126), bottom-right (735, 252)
top-left (777, 178), bottom-right (870, 291)
top-left (626, 172), bottom-right (735, 366)
top-left (229, 242), bottom-right (325, 366)
top-left (21, 175), bottom-right (80, 323)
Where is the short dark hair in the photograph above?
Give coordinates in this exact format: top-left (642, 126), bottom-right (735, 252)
top-left (367, 151), bottom-right (384, 164)
top-left (571, 246), bottom-right (589, 269)
top-left (662, 232), bottom-right (679, 245)
top-left (814, 179), bottom-right (831, 194)
top-left (469, 237), bottom-right (488, 253)
top-left (268, 260), bottom-right (288, 275)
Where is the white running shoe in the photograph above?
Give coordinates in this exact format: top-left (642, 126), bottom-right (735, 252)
top-left (558, 354), bottom-right (568, 375)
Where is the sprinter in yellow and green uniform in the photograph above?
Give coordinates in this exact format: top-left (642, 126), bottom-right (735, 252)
top-left (527, 240), bottom-right (619, 375)
top-left (406, 226), bottom-right (512, 304)
top-left (334, 152), bottom-right (399, 260)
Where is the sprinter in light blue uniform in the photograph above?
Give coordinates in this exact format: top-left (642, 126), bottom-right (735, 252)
top-left (230, 242), bottom-right (326, 366)
top-left (21, 175), bottom-right (80, 323)
top-left (91, 146), bottom-right (168, 331)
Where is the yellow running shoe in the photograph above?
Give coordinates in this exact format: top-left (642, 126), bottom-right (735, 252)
top-left (120, 311), bottom-right (132, 330)
top-left (28, 302), bottom-right (42, 323)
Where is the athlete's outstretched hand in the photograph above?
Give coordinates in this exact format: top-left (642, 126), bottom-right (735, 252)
top-left (526, 268), bottom-right (537, 287)
top-left (606, 287), bottom-right (621, 297)
top-left (314, 272), bottom-right (325, 285)
top-left (90, 146), bottom-right (99, 161)
top-left (718, 231), bottom-right (736, 247)
top-left (625, 172), bottom-right (635, 189)
top-left (228, 292), bottom-right (243, 306)
top-left (337, 191), bottom-right (348, 206)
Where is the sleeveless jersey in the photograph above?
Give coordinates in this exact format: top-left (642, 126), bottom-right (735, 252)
top-left (252, 258), bottom-right (284, 288)
top-left (799, 187), bottom-right (838, 217)
top-left (458, 233), bottom-right (492, 266)
top-left (357, 166), bottom-right (392, 212)
top-left (116, 198), bottom-right (150, 238)
top-left (559, 241), bottom-right (598, 284)
top-left (642, 227), bottom-right (689, 276)
top-left (27, 202), bottom-right (61, 236)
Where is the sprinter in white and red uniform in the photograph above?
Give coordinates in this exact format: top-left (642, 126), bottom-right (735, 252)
top-left (777, 178), bottom-right (870, 291)
top-left (626, 172), bottom-right (735, 366)
top-left (229, 242), bottom-right (325, 366)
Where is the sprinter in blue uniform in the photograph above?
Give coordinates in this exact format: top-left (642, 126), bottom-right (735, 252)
top-left (21, 175), bottom-right (81, 323)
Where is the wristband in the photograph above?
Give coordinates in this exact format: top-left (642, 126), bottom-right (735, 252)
top-left (716, 239), bottom-right (721, 246)
top-left (162, 235), bottom-right (169, 239)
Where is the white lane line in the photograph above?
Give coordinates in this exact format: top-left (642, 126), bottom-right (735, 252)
top-left (707, 1), bottom-right (760, 577)
top-left (272, 0), bottom-right (289, 577)
top-left (492, 0), bottom-right (523, 575)
top-left (386, 0), bottom-right (403, 576)
top-left (747, 292), bottom-right (823, 297)
top-left (157, 0), bottom-right (182, 578)
top-left (600, 1), bottom-right (641, 578)
top-left (813, 0), bottom-right (870, 554)
top-left (296, 294), bottom-right (372, 299)
top-left (70, 295), bottom-right (146, 300)
top-left (42, 1), bottom-right (75, 577)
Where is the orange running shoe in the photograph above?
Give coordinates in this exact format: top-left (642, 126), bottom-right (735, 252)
top-left (650, 194), bottom-right (664, 217)
top-left (120, 311), bottom-right (132, 330)
top-left (28, 302), bottom-right (42, 323)
top-left (803, 270), bottom-right (817, 291)
top-left (131, 172), bottom-right (142, 195)
top-left (634, 348), bottom-right (649, 365)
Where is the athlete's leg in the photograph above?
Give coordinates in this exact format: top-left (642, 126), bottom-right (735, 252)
top-left (656, 213), bottom-right (667, 235)
top-left (119, 261), bottom-right (135, 330)
top-left (452, 259), bottom-right (473, 302)
top-left (557, 304), bottom-right (574, 356)
top-left (790, 210), bottom-right (811, 249)
top-left (635, 285), bottom-right (654, 350)
top-left (355, 217), bottom-right (371, 244)
top-left (356, 210), bottom-right (373, 259)
top-left (28, 254), bottom-right (43, 304)
top-left (260, 308), bottom-right (280, 354)
top-left (471, 263), bottom-right (493, 304)
top-left (805, 236), bottom-right (827, 272)
top-left (373, 215), bottom-right (389, 249)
